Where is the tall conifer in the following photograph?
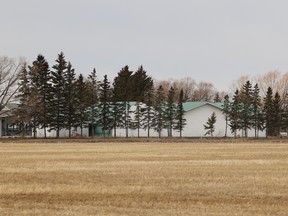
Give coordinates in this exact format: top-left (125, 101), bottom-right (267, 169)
top-left (50, 52), bottom-right (67, 138)
top-left (63, 62), bottom-right (77, 137)
top-left (222, 94), bottom-right (230, 137)
top-left (152, 85), bottom-right (166, 138)
top-left (252, 84), bottom-right (262, 138)
top-left (230, 90), bottom-right (241, 137)
top-left (165, 86), bottom-right (177, 137)
top-left (264, 87), bottom-right (274, 137)
top-left (174, 89), bottom-right (186, 138)
top-left (99, 75), bottom-right (113, 137)
top-left (142, 87), bottom-right (155, 137)
top-left (74, 74), bottom-right (89, 137)
top-left (239, 81), bottom-right (253, 137)
top-left (87, 68), bottom-right (100, 137)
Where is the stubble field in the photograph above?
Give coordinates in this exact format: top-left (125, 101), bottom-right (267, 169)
top-left (0, 139), bottom-right (288, 215)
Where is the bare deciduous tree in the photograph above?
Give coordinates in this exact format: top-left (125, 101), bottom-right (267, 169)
top-left (192, 81), bottom-right (215, 102)
top-left (256, 70), bottom-right (281, 97)
top-left (0, 56), bottom-right (25, 112)
top-left (230, 75), bottom-right (251, 92)
top-left (172, 77), bottom-right (196, 101)
top-left (155, 77), bottom-right (198, 101)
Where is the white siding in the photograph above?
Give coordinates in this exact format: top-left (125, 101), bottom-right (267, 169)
top-left (182, 104), bottom-right (226, 137)
top-left (36, 127), bottom-right (89, 138)
top-left (113, 103), bottom-right (266, 138)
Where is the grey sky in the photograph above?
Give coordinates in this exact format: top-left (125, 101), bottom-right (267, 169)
top-left (2, 0), bottom-right (288, 91)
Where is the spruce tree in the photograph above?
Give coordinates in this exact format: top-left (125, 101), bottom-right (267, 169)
top-left (152, 85), bottom-right (166, 138)
top-left (165, 86), bottom-right (177, 137)
top-left (174, 89), bottom-right (186, 138)
top-left (204, 112), bottom-right (217, 136)
top-left (14, 64), bottom-right (32, 136)
top-left (130, 65), bottom-right (153, 101)
top-left (142, 87), bottom-right (155, 137)
top-left (63, 62), bottom-right (77, 137)
top-left (222, 95), bottom-right (230, 137)
top-left (273, 92), bottom-right (282, 136)
top-left (98, 75), bottom-right (113, 137)
top-left (113, 65), bottom-right (133, 137)
top-left (251, 84), bottom-right (262, 138)
top-left (132, 101), bottom-right (143, 138)
top-left (50, 52), bottom-right (67, 138)
top-left (281, 93), bottom-right (288, 134)
top-left (28, 54), bottom-right (52, 138)
top-left (111, 88), bottom-right (125, 137)
top-left (239, 81), bottom-right (253, 137)
top-left (229, 90), bottom-right (241, 137)
top-left (214, 92), bottom-right (221, 102)
top-left (87, 68), bottom-right (100, 137)
top-left (264, 87), bottom-right (274, 137)
top-left (113, 65), bottom-right (133, 101)
top-left (74, 74), bottom-right (89, 137)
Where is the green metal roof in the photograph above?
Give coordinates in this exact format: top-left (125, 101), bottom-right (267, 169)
top-left (183, 102), bottom-right (224, 112)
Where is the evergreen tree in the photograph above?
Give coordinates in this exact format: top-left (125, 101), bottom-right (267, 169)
top-left (130, 65), bottom-right (153, 101)
top-left (204, 112), bottom-right (217, 136)
top-left (87, 68), bottom-right (100, 137)
top-left (36, 55), bottom-right (52, 138)
top-left (152, 85), bottom-right (166, 138)
top-left (214, 92), bottom-right (221, 102)
top-left (111, 89), bottom-right (125, 137)
top-left (50, 52), bottom-right (67, 138)
top-left (132, 101), bottom-right (143, 138)
top-left (281, 93), bottom-right (288, 133)
top-left (229, 89), bottom-right (241, 137)
top-left (63, 62), bottom-right (77, 137)
top-left (142, 87), bottom-right (155, 137)
top-left (113, 65), bottom-right (133, 101)
top-left (113, 65), bottom-right (133, 137)
top-left (273, 92), bottom-right (282, 136)
top-left (174, 89), bottom-right (186, 138)
top-left (124, 102), bottom-right (133, 138)
top-left (264, 87), bottom-right (274, 137)
top-left (28, 54), bottom-right (52, 138)
top-left (98, 75), bottom-right (113, 137)
top-left (74, 74), bottom-right (89, 137)
top-left (13, 64), bottom-right (32, 136)
top-left (222, 94), bottom-right (230, 137)
top-left (251, 84), bottom-right (262, 138)
top-left (165, 86), bottom-right (177, 137)
top-left (239, 81), bottom-right (253, 137)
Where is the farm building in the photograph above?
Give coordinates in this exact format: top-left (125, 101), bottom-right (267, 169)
top-left (0, 102), bottom-right (266, 138)
top-left (0, 103), bottom-right (27, 137)
top-left (114, 102), bottom-right (266, 138)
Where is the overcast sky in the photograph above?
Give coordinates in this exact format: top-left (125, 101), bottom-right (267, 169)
top-left (2, 0), bottom-right (288, 91)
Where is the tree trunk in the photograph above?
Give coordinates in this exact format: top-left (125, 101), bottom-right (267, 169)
top-left (224, 118), bottom-right (228, 137)
top-left (44, 127), bottom-right (47, 138)
top-left (114, 126), bottom-right (117, 138)
top-left (138, 126), bottom-right (140, 138)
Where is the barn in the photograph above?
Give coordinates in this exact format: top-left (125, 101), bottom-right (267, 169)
top-left (114, 102), bottom-right (266, 138)
top-left (0, 102), bottom-right (266, 138)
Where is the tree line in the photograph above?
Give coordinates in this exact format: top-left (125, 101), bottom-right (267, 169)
top-left (12, 53), bottom-right (186, 138)
top-left (2, 53), bottom-right (288, 138)
top-left (222, 80), bottom-right (288, 138)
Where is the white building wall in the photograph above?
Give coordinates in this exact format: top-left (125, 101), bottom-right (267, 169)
top-left (114, 127), bottom-right (161, 137)
top-left (36, 127), bottom-right (89, 138)
top-left (113, 103), bottom-right (266, 138)
top-left (182, 104), bottom-right (227, 137)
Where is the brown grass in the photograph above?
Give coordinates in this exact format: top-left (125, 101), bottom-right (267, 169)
top-left (0, 140), bottom-right (288, 215)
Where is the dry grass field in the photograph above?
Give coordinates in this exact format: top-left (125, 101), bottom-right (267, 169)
top-left (0, 139), bottom-right (288, 215)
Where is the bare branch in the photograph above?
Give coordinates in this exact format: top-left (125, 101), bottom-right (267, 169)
top-left (0, 56), bottom-right (25, 111)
